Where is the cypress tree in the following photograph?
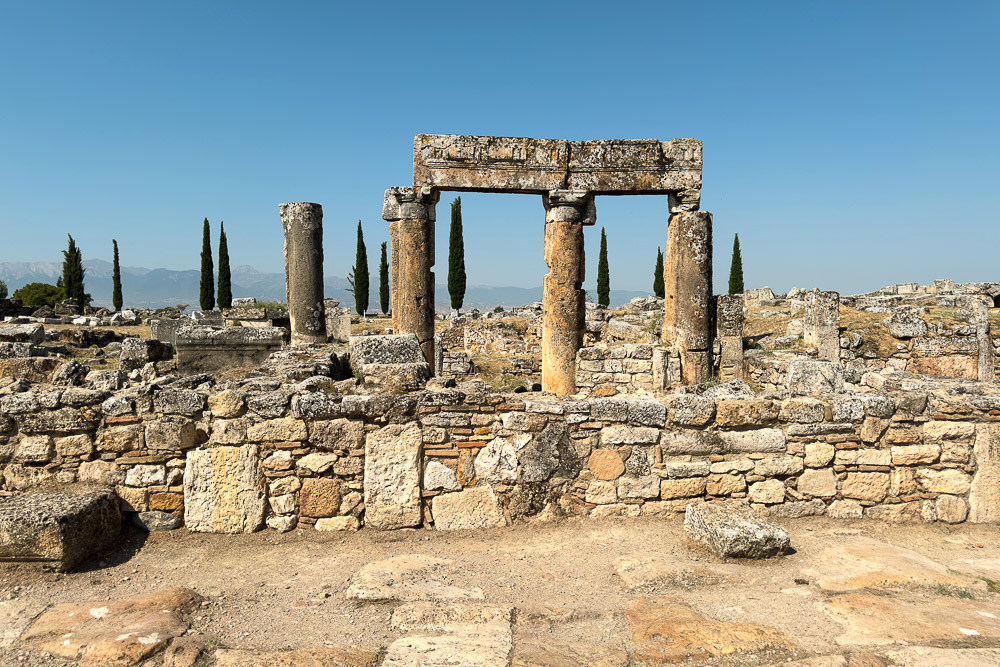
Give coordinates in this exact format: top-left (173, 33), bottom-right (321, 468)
top-left (653, 246), bottom-right (664, 298)
top-left (728, 233), bottom-right (744, 295)
top-left (112, 239), bottom-right (123, 311)
top-left (61, 235), bottom-right (86, 306)
top-left (379, 241), bottom-right (390, 315)
top-left (217, 221), bottom-right (232, 309)
top-left (448, 196), bottom-right (466, 312)
top-left (199, 218), bottom-right (214, 310)
top-left (597, 227), bottom-right (610, 307)
top-left (353, 220), bottom-right (369, 316)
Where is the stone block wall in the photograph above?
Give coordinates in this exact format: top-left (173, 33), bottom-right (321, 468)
top-left (440, 351), bottom-right (473, 377)
top-left (575, 344), bottom-right (658, 396)
top-left (4, 376), bottom-right (1000, 531)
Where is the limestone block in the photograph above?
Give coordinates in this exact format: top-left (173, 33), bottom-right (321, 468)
top-left (299, 478), bottom-right (341, 518)
top-left (841, 472), bottom-right (890, 502)
top-left (665, 395), bottom-right (715, 426)
top-left (600, 425), bottom-right (658, 446)
top-left (916, 468), bottom-right (971, 495)
top-left (715, 399), bottom-right (778, 427)
top-left (12, 435), bottom-right (54, 463)
top-left (54, 434), bottom-right (93, 457)
top-left (883, 310), bottom-right (928, 339)
top-left (183, 445), bottom-right (266, 533)
top-left (424, 460), bottom-right (461, 492)
top-left (350, 334), bottom-right (425, 374)
top-left (152, 389), bottom-right (206, 416)
top-left (890, 445), bottom-right (940, 465)
top-left (0, 490), bottom-right (120, 571)
top-left (804, 442), bottom-right (835, 467)
top-left (309, 418), bottom-right (366, 451)
top-left (246, 417), bottom-right (307, 443)
top-left (145, 416), bottom-right (196, 451)
top-left (316, 516), bottom-right (360, 532)
top-left (209, 418), bottom-right (247, 445)
top-left (618, 475), bottom-right (660, 499)
top-left (970, 424), bottom-right (1000, 523)
top-left (786, 360), bottom-right (844, 395)
top-left (749, 480), bottom-right (785, 504)
top-left (364, 423), bottom-right (422, 529)
top-left (753, 456), bottom-right (803, 477)
top-left (827, 499), bottom-right (864, 519)
top-left (208, 389), bottom-right (245, 418)
top-left (585, 479), bottom-right (618, 504)
top-left (778, 398), bottom-right (826, 424)
top-left (719, 428), bottom-right (786, 453)
top-left (798, 468), bottom-right (837, 497)
top-left (0, 323), bottom-right (44, 343)
top-left (78, 460), bottom-right (123, 487)
top-left (431, 486), bottom-right (505, 530)
top-left (588, 449), bottom-right (626, 480)
top-left (296, 452), bottom-right (338, 474)
top-left (660, 477), bottom-right (708, 499)
top-left (653, 461), bottom-right (710, 478)
top-left (124, 464), bottom-right (165, 487)
top-left (684, 501), bottom-right (790, 558)
top-left (707, 474), bottom-right (746, 496)
top-left (475, 434), bottom-right (530, 484)
top-left (936, 495), bottom-right (968, 524)
top-left (660, 430), bottom-right (723, 455)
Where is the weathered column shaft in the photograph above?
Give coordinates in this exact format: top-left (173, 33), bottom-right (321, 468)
top-left (388, 222), bottom-right (401, 332)
top-left (542, 190), bottom-right (594, 396)
top-left (716, 293), bottom-right (745, 381)
top-left (662, 210), bottom-right (713, 385)
top-left (279, 202), bottom-right (326, 345)
top-left (383, 187), bottom-right (439, 372)
top-left (968, 295), bottom-right (995, 382)
top-left (803, 289), bottom-right (840, 362)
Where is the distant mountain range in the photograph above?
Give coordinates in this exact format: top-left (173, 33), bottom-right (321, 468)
top-left (0, 260), bottom-right (650, 311)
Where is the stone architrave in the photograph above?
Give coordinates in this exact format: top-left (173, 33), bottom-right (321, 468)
top-left (716, 294), bottom-right (744, 381)
top-left (383, 187), bottom-right (439, 372)
top-left (803, 289), bottom-right (840, 362)
top-left (541, 190), bottom-right (593, 396)
top-left (413, 134), bottom-right (702, 198)
top-left (183, 445), bottom-right (266, 533)
top-left (364, 422), bottom-right (423, 529)
top-left (279, 202), bottom-right (326, 345)
top-left (662, 211), bottom-right (713, 384)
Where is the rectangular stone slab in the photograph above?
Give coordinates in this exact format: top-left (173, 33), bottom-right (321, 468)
top-left (0, 490), bottom-right (121, 571)
top-left (414, 134), bottom-right (702, 195)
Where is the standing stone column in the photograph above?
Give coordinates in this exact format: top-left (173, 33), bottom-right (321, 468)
top-left (967, 295), bottom-right (995, 382)
top-left (542, 190), bottom-right (594, 396)
top-left (716, 293), bottom-right (745, 381)
top-left (382, 187), bottom-right (439, 372)
top-left (279, 202), bottom-right (326, 346)
top-left (662, 210), bottom-right (713, 384)
top-left (803, 289), bottom-right (840, 362)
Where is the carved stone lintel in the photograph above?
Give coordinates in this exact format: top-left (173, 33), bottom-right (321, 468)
top-left (543, 190), bottom-right (596, 226)
top-left (383, 186), bottom-right (440, 223)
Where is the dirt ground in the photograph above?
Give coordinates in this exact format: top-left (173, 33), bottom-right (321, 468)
top-left (4, 514), bottom-right (1000, 665)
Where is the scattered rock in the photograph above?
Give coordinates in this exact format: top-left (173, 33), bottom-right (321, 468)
top-left (684, 500), bottom-right (790, 558)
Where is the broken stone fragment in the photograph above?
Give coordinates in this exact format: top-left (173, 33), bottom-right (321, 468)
top-left (684, 500), bottom-right (790, 558)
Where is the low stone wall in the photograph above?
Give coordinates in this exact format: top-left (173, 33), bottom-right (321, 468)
top-left (463, 320), bottom-right (541, 356)
top-left (3, 375), bottom-right (999, 531)
top-left (575, 344), bottom-right (660, 396)
top-left (440, 351), bottom-right (473, 377)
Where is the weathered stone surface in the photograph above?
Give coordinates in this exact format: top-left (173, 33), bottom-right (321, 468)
top-left (346, 555), bottom-right (484, 602)
top-left (706, 473), bottom-right (747, 496)
top-left (0, 491), bottom-right (120, 571)
top-left (214, 647), bottom-right (379, 667)
top-left (798, 468), bottom-right (838, 497)
top-left (662, 210), bottom-right (713, 384)
top-left (626, 596), bottom-right (795, 664)
top-left (719, 428), bottom-right (786, 453)
top-left (786, 359), bottom-right (844, 395)
top-left (715, 399), bottom-right (778, 427)
top-left (589, 448), bottom-right (626, 480)
top-left (299, 477), bottom-right (341, 518)
top-left (474, 434), bottom-right (530, 484)
top-left (133, 510), bottom-right (181, 531)
top-left (364, 422), bottom-right (422, 529)
top-left (173, 325), bottom-right (286, 374)
top-left (18, 587), bottom-right (200, 666)
top-left (423, 460), bottom-right (460, 492)
top-left (660, 477), bottom-right (708, 499)
top-left (208, 389), bottom-right (245, 418)
top-left (315, 516), bottom-right (360, 532)
top-left (753, 456), bottom-right (803, 477)
top-left (805, 442), bottom-right (836, 467)
top-left (659, 429), bottom-right (723, 455)
top-left (145, 416), bottom-right (196, 451)
top-left (12, 434), bottom-right (53, 463)
top-left (684, 501), bottom-right (790, 558)
top-left (586, 479), bottom-right (619, 504)
top-left (884, 310), bottom-right (928, 339)
top-left (917, 468), bottom-right (971, 495)
top-left (124, 464), bottom-right (165, 487)
top-left (803, 289), bottom-right (840, 362)
top-left (937, 495), bottom-right (968, 523)
top-left (152, 389), bottom-right (206, 415)
top-left (183, 446), bottom-right (265, 533)
top-left (618, 474), bottom-right (660, 500)
top-left (350, 334), bottom-right (425, 373)
top-left (119, 337), bottom-right (171, 372)
top-left (309, 418), bottom-right (365, 450)
top-left (296, 452), bottom-right (338, 474)
top-left (384, 616), bottom-right (512, 667)
top-left (281, 202), bottom-right (327, 345)
top-left (970, 424), bottom-right (1000, 523)
top-left (0, 323), bottom-right (44, 343)
top-left (748, 479), bottom-right (785, 504)
top-left (891, 444), bottom-right (940, 465)
top-left (665, 394), bottom-right (715, 426)
top-left (432, 486), bottom-right (505, 530)
top-left (841, 472), bottom-right (890, 502)
top-left (247, 417), bottom-right (307, 443)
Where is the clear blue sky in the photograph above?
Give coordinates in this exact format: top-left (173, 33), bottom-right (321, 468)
top-left (1, 1), bottom-right (997, 296)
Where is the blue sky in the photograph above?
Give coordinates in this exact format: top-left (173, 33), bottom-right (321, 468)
top-left (1, 1), bottom-right (997, 296)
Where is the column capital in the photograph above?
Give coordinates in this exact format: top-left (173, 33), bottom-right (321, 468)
top-left (668, 188), bottom-right (701, 214)
top-left (382, 186), bottom-right (440, 223)
top-left (543, 189), bottom-right (596, 225)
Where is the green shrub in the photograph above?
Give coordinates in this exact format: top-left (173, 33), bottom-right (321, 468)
top-left (13, 282), bottom-right (65, 307)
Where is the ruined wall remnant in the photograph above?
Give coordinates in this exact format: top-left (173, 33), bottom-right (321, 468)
top-left (716, 294), bottom-right (745, 381)
top-left (280, 202), bottom-right (326, 345)
top-left (662, 211), bottom-right (713, 384)
top-left (382, 187), bottom-right (438, 373)
top-left (803, 289), bottom-right (840, 362)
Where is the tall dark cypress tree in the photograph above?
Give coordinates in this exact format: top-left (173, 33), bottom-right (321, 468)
top-left (597, 227), bottom-right (610, 307)
top-left (653, 246), bottom-right (665, 298)
top-left (217, 221), bottom-right (232, 309)
top-left (353, 220), bottom-right (369, 316)
top-left (728, 233), bottom-right (744, 295)
top-left (199, 218), bottom-right (214, 310)
top-left (379, 241), bottom-right (390, 315)
top-left (112, 239), bottom-right (123, 311)
top-left (448, 197), bottom-right (466, 312)
top-left (61, 235), bottom-right (86, 306)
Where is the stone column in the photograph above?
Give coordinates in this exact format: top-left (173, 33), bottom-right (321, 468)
top-left (279, 202), bottom-right (326, 346)
top-left (716, 293), bottom-right (745, 381)
top-left (382, 187), bottom-right (439, 372)
top-left (966, 295), bottom-right (995, 382)
top-left (662, 210), bottom-right (713, 385)
top-left (541, 189), bottom-right (594, 396)
top-left (803, 289), bottom-right (840, 362)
